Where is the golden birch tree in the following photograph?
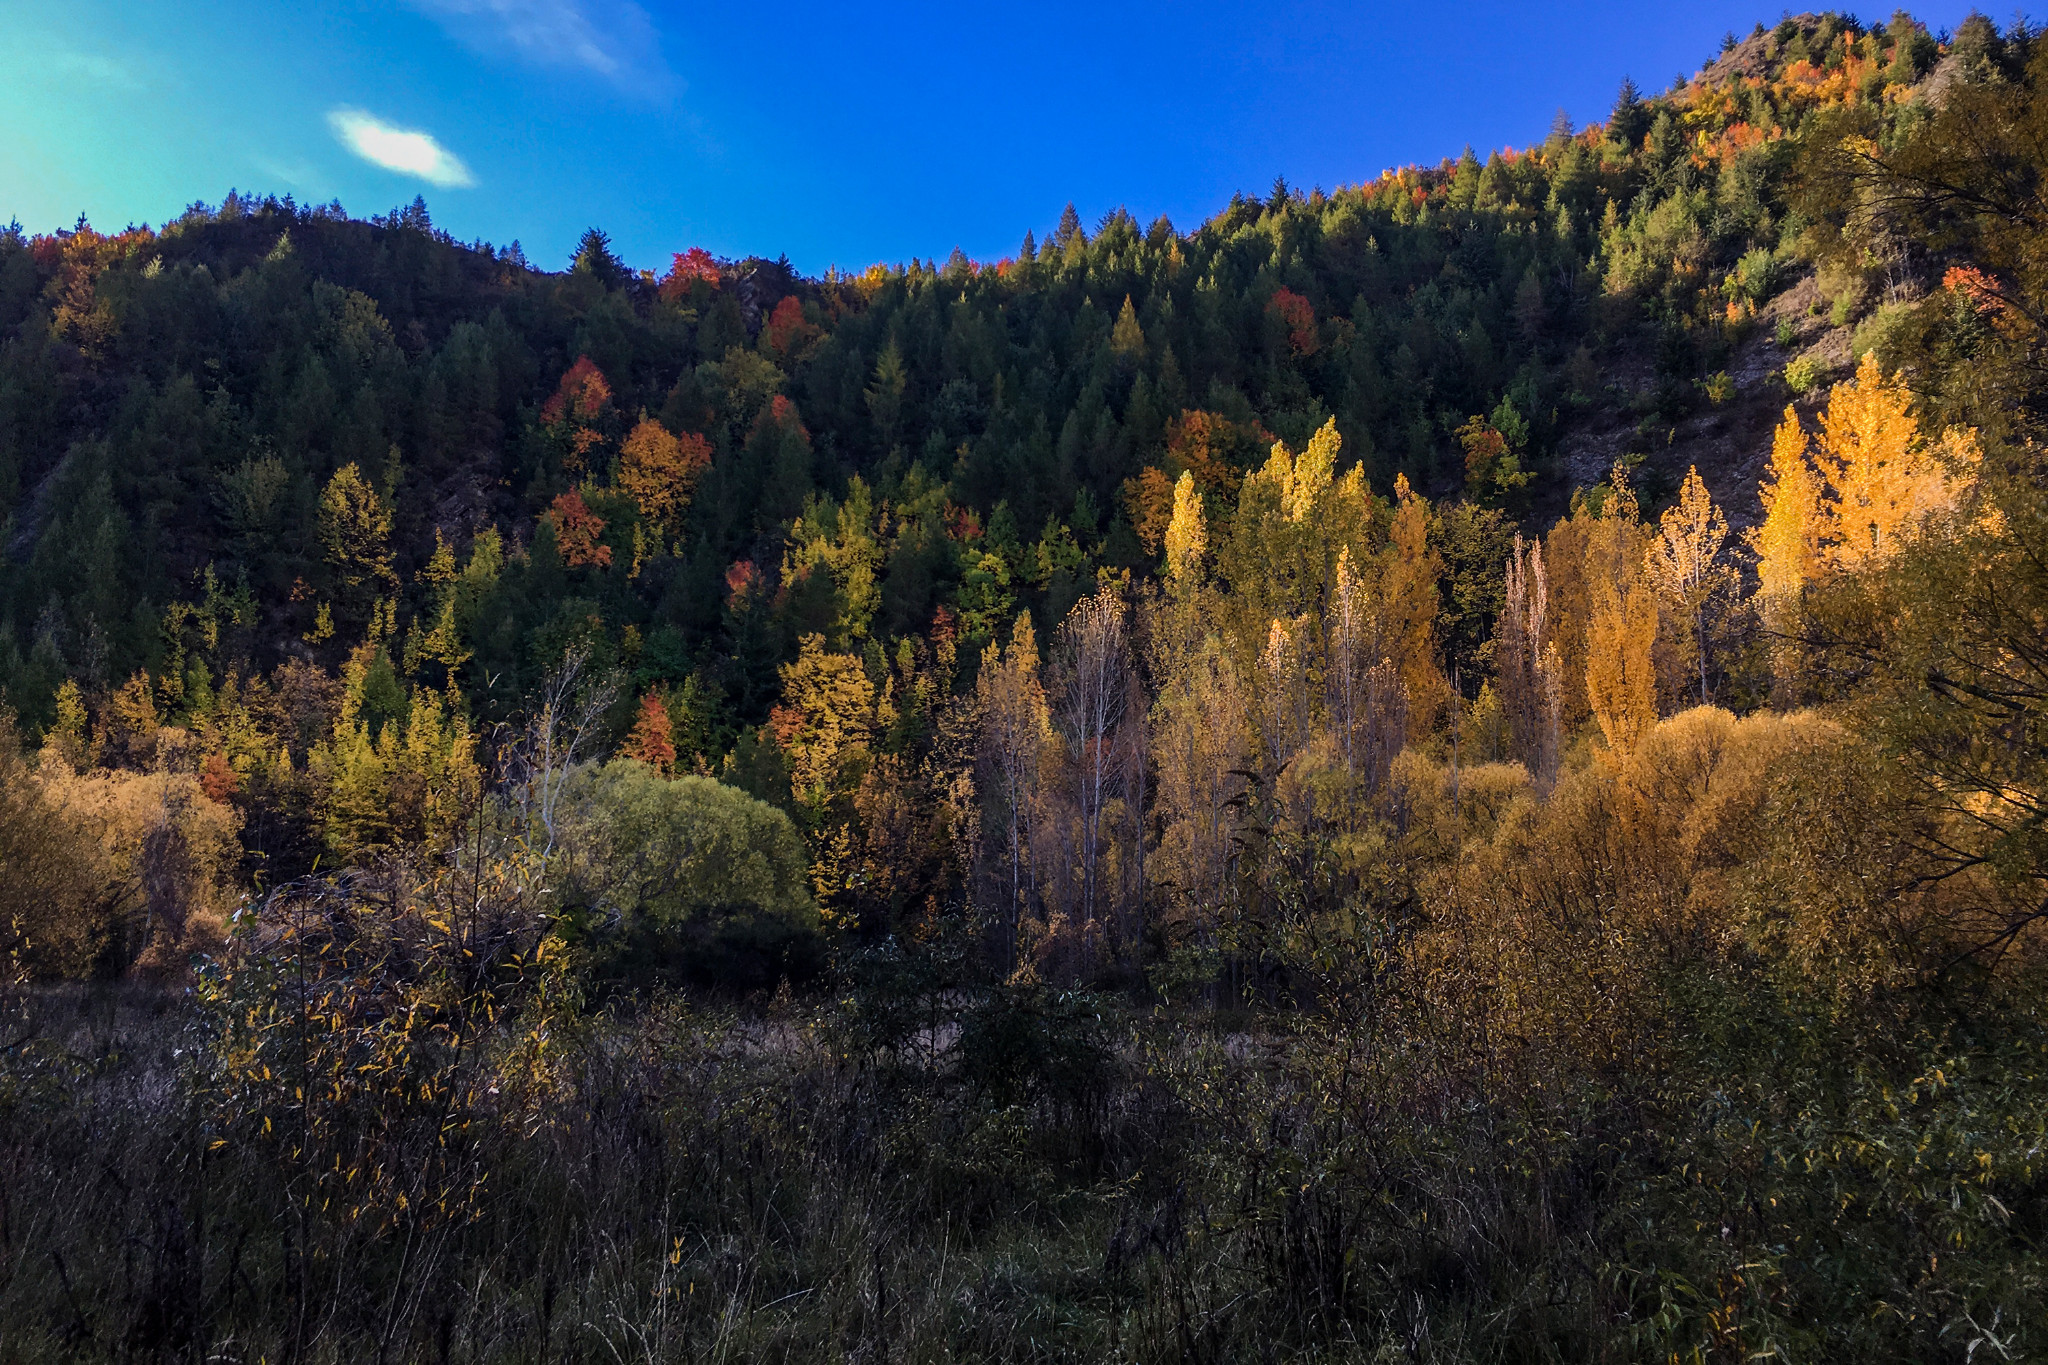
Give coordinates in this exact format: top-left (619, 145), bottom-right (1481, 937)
top-left (1497, 534), bottom-right (1563, 790)
top-left (1645, 467), bottom-right (1734, 705)
top-left (974, 612), bottom-right (1051, 970)
top-left (1582, 465), bottom-right (1658, 754)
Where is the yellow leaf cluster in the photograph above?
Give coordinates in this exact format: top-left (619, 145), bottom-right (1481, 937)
top-left (1757, 353), bottom-right (1980, 587)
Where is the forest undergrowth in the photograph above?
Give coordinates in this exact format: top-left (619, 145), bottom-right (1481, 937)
top-left (8, 924), bottom-right (2044, 1363)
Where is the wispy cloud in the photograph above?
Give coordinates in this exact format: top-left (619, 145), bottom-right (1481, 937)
top-left (406, 0), bottom-right (671, 92)
top-left (50, 48), bottom-right (143, 91)
top-left (9, 31), bottom-right (147, 93)
top-left (327, 109), bottom-right (476, 187)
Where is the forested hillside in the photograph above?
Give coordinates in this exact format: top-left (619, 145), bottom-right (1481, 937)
top-left (7, 10), bottom-right (2048, 1361)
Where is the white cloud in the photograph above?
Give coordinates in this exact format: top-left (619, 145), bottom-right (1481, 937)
top-left (9, 31), bottom-right (146, 92)
top-left (406, 0), bottom-right (670, 91)
top-left (327, 109), bottom-right (476, 188)
top-left (50, 48), bottom-right (142, 91)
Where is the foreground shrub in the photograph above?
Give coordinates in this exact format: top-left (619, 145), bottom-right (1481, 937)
top-left (0, 718), bottom-right (242, 978)
top-left (549, 760), bottom-right (824, 993)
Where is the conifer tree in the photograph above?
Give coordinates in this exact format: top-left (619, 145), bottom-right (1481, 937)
top-left (1610, 76), bottom-right (1648, 147)
top-left (318, 463), bottom-right (396, 629)
top-left (865, 344), bottom-right (907, 451)
top-left (1110, 295), bottom-right (1146, 361)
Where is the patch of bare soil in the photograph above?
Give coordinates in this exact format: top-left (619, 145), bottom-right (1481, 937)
top-left (1549, 270), bottom-right (1856, 532)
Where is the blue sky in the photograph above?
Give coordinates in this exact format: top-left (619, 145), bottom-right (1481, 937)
top-left (0, 1), bottom-right (1989, 276)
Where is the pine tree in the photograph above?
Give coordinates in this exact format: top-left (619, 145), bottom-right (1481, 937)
top-left (571, 226), bottom-right (625, 286)
top-left (1053, 203), bottom-right (1084, 253)
top-left (865, 345), bottom-right (906, 452)
top-left (1610, 77), bottom-right (1648, 147)
top-left (1110, 295), bottom-right (1146, 360)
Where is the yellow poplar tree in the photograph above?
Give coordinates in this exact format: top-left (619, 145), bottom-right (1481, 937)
top-left (1147, 631), bottom-right (1249, 937)
top-left (1754, 407), bottom-right (1823, 603)
top-left (1586, 573), bottom-right (1660, 755)
top-left (1383, 474), bottom-right (1446, 735)
top-left (1815, 352), bottom-right (1923, 570)
top-left (44, 679), bottom-right (91, 771)
top-left (1163, 470), bottom-right (1207, 585)
top-left (974, 612), bottom-right (1052, 966)
top-left (1583, 465), bottom-right (1657, 753)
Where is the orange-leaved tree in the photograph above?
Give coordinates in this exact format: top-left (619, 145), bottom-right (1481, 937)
top-left (617, 416), bottom-right (711, 537)
top-left (1268, 286), bottom-right (1318, 355)
top-left (1164, 409), bottom-right (1271, 499)
top-left (540, 357), bottom-right (616, 475)
top-left (1122, 465), bottom-right (1176, 553)
top-left (765, 296), bottom-right (817, 358)
top-left (660, 246), bottom-right (721, 298)
top-left (622, 693), bottom-right (677, 774)
top-left (549, 490), bottom-right (612, 569)
top-left (1385, 474), bottom-right (1448, 736)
